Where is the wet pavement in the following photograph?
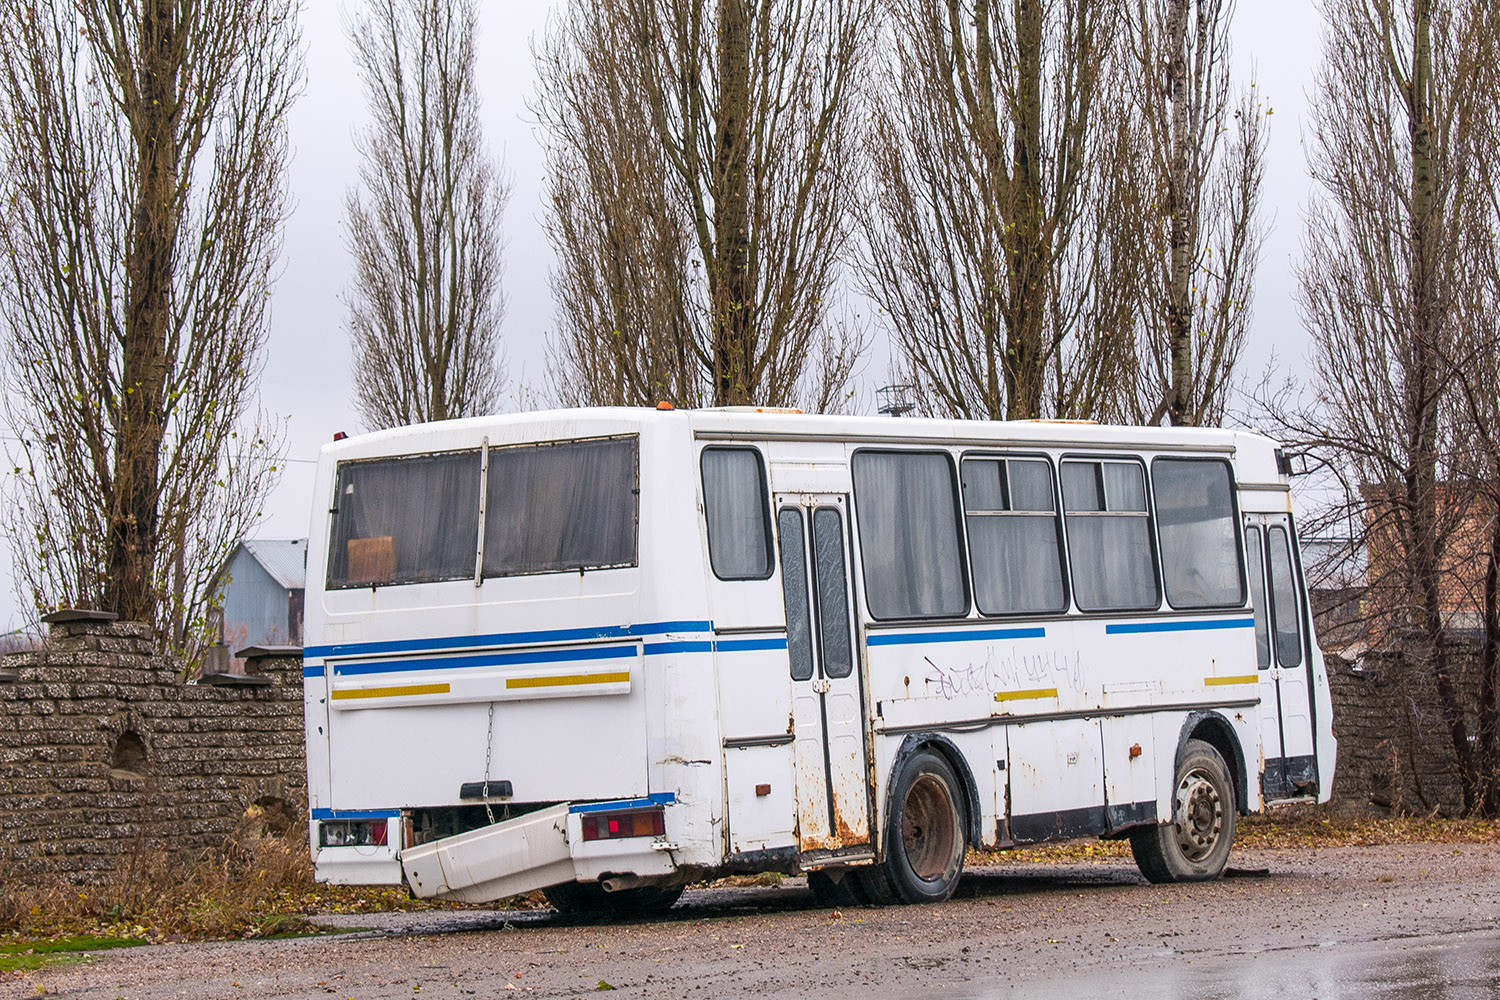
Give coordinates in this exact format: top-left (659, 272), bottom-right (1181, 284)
top-left (16, 842), bottom-right (1500, 999)
top-left (997, 931), bottom-right (1500, 999)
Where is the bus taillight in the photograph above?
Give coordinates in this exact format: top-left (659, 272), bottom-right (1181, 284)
top-left (580, 807), bottom-right (666, 842)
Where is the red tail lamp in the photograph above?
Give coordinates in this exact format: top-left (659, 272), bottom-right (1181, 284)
top-left (580, 807), bottom-right (666, 842)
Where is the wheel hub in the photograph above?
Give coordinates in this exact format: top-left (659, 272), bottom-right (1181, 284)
top-left (902, 774), bottom-right (958, 881)
top-left (1173, 769), bottom-right (1223, 862)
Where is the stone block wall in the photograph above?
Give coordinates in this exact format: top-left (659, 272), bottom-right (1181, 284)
top-left (1326, 642), bottom-right (1483, 816)
top-left (0, 617), bottom-right (306, 883)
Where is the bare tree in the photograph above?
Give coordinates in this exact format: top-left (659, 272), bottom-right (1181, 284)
top-left (1121, 0), bottom-right (1267, 426)
top-left (536, 0), bottom-right (871, 412)
top-left (0, 1), bottom-right (299, 654)
top-left (857, 0), bottom-right (1140, 421)
top-left (345, 0), bottom-right (509, 429)
top-left (1265, 0), bottom-right (1499, 815)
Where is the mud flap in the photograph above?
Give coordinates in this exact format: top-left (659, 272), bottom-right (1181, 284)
top-left (401, 803), bottom-right (574, 903)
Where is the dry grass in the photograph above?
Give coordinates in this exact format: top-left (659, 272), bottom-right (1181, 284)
top-left (0, 832), bottom-right (460, 946)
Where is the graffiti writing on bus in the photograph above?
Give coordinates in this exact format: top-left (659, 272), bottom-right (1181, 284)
top-left (921, 647), bottom-right (1085, 701)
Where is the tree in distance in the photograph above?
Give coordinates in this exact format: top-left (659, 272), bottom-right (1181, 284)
top-left (536, 0), bottom-right (871, 412)
top-left (0, 0), bottom-right (300, 655)
top-left (1263, 0), bottom-right (1500, 815)
top-left (1119, 0), bottom-right (1267, 427)
top-left (858, 0), bottom-right (1139, 421)
top-left (345, 0), bottom-right (509, 429)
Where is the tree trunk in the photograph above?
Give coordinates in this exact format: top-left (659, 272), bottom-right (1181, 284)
top-left (713, 0), bottom-right (754, 406)
top-left (1406, 0), bottom-right (1479, 813)
top-left (110, 0), bottom-right (180, 624)
top-left (1001, 0), bottom-right (1048, 421)
top-left (1165, 0), bottom-right (1194, 427)
top-left (1480, 497), bottom-right (1500, 815)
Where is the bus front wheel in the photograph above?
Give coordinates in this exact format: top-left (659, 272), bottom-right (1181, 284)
top-left (861, 749), bottom-right (967, 904)
top-left (1130, 738), bottom-right (1236, 883)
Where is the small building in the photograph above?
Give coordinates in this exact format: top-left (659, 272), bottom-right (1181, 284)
top-left (208, 539), bottom-right (307, 674)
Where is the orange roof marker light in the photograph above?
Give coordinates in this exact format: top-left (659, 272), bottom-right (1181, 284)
top-left (656, 401), bottom-right (674, 410)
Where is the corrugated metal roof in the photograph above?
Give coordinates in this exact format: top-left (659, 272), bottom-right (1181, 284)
top-left (239, 538), bottom-right (308, 590)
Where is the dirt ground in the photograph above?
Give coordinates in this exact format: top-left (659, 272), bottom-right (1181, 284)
top-left (16, 842), bottom-right (1500, 999)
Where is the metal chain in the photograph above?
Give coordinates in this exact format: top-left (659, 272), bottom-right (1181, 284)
top-left (482, 700), bottom-right (497, 825)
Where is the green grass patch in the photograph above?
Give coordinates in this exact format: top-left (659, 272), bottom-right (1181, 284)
top-left (0, 934), bottom-right (144, 972)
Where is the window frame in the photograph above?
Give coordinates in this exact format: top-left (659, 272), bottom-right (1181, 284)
top-left (850, 447), bottom-right (972, 623)
top-left (958, 450), bottom-right (1070, 617)
top-left (700, 445), bottom-right (775, 582)
top-left (1149, 455), bottom-right (1248, 612)
top-left (1058, 453), bottom-right (1163, 614)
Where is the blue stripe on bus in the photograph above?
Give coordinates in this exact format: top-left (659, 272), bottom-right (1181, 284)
top-left (332, 644), bottom-right (639, 677)
top-left (568, 792), bottom-right (676, 814)
top-left (867, 626), bottom-right (1046, 647)
top-left (303, 619), bottom-right (714, 660)
top-left (312, 808), bottom-right (401, 821)
top-left (304, 665), bottom-right (325, 679)
top-left (714, 638), bottom-right (788, 652)
top-left (1104, 617), bottom-right (1256, 635)
top-left (644, 640), bottom-right (713, 655)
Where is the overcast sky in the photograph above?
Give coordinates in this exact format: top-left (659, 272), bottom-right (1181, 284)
top-left (0, 0), bottom-right (1325, 634)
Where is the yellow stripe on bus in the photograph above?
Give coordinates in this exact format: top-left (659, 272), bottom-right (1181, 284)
top-left (506, 671), bottom-right (631, 690)
top-left (995, 687), bottom-right (1059, 702)
top-left (331, 682), bottom-right (450, 700)
top-left (1204, 675), bottom-right (1259, 687)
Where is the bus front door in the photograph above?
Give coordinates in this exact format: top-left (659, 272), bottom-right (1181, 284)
top-left (776, 495), bottom-right (873, 856)
top-left (1244, 514), bottom-right (1318, 800)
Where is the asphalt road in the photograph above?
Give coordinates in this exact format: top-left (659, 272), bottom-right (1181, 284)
top-left (16, 842), bottom-right (1500, 999)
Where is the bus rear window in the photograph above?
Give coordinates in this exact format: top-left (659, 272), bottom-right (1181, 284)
top-left (482, 436), bottom-right (638, 576)
top-left (327, 450), bottom-right (481, 588)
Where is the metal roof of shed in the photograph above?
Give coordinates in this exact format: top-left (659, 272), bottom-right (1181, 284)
top-left (237, 538), bottom-right (308, 590)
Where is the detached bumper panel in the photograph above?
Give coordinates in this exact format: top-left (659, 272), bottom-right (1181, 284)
top-left (402, 803), bottom-right (574, 903)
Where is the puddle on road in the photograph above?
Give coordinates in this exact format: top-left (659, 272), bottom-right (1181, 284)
top-left (979, 931), bottom-right (1500, 1000)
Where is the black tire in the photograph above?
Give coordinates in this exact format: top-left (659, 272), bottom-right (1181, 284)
top-left (807, 867), bottom-right (866, 907)
top-left (1130, 738), bottom-right (1237, 884)
top-left (543, 880), bottom-right (684, 916)
top-left (860, 749), bottom-right (967, 904)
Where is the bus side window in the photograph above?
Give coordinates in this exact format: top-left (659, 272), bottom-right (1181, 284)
top-left (1267, 526), bottom-right (1303, 667)
top-left (1151, 458), bottom-right (1244, 609)
top-left (1245, 526), bottom-right (1270, 668)
top-left (778, 508), bottom-right (815, 681)
top-left (851, 450), bottom-right (968, 620)
top-left (701, 447), bottom-right (773, 580)
top-left (961, 457), bottom-right (1067, 615)
top-left (1060, 459), bottom-right (1159, 612)
top-left (812, 508), bottom-right (853, 679)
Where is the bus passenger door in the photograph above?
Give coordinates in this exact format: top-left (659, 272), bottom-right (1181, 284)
top-left (1244, 514), bottom-right (1318, 800)
top-left (776, 495), bottom-right (873, 856)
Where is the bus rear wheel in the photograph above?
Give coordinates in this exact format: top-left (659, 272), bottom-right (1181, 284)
top-left (543, 880), bottom-right (683, 916)
top-left (861, 749), bottom-right (967, 904)
top-left (1130, 738), bottom-right (1236, 884)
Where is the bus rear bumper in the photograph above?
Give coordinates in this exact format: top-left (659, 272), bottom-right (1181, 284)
top-left (403, 803), bottom-right (574, 902)
top-left (400, 802), bottom-right (680, 903)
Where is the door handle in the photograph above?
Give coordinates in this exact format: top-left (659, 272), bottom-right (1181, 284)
top-left (811, 678), bottom-right (831, 694)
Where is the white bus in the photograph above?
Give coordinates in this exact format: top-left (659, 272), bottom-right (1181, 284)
top-left (302, 407), bottom-right (1335, 910)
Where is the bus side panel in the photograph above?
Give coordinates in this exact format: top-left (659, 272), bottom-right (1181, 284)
top-left (642, 649), bottom-right (726, 869)
top-left (716, 645), bottom-right (796, 855)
